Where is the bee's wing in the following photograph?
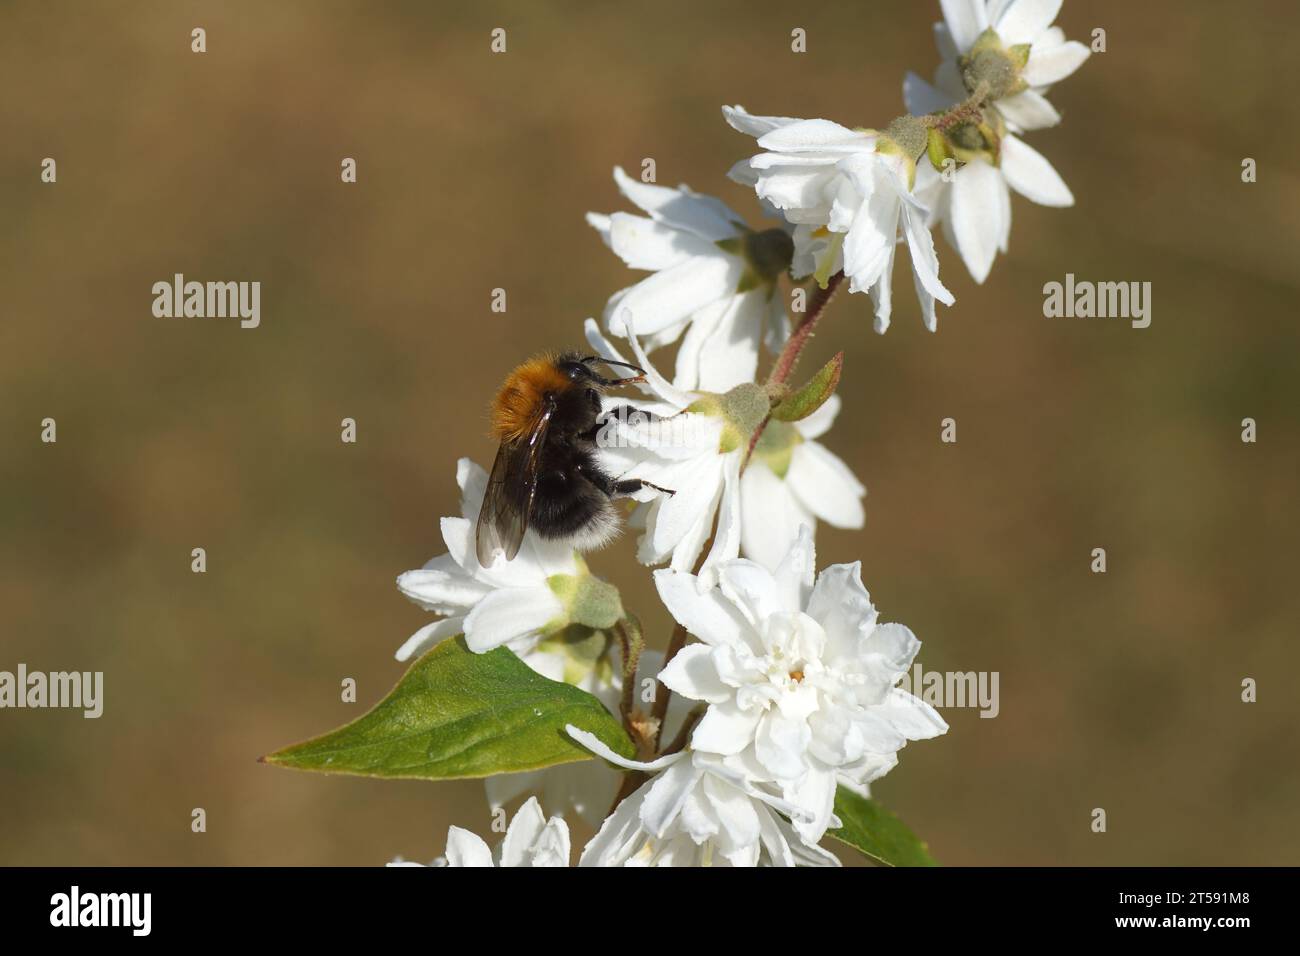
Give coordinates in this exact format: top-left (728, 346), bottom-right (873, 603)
top-left (475, 404), bottom-right (554, 566)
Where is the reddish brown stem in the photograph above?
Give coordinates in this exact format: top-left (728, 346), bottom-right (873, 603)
top-left (768, 271), bottom-right (844, 388)
top-left (744, 271), bottom-right (845, 470)
top-left (651, 622), bottom-right (689, 751)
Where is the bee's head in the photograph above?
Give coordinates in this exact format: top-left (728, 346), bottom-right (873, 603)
top-left (555, 354), bottom-right (646, 388)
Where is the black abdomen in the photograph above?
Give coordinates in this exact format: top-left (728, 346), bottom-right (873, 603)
top-left (530, 439), bottom-right (617, 543)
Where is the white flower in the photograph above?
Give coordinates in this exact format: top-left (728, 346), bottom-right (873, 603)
top-left (929, 0), bottom-right (1090, 133)
top-left (588, 167), bottom-right (790, 392)
top-left (567, 728), bottom-right (838, 867)
top-left (389, 797), bottom-right (571, 867)
top-left (394, 458), bottom-right (618, 662)
top-left (724, 105), bottom-right (954, 333)
top-left (583, 318), bottom-right (751, 583)
top-left (904, 0), bottom-right (1089, 282)
top-left (653, 527), bottom-right (947, 841)
top-left (740, 396), bottom-right (865, 571)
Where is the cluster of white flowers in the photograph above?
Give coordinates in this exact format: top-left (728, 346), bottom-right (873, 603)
top-left (391, 0), bottom-right (1086, 867)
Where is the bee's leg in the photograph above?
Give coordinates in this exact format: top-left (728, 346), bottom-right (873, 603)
top-left (596, 403), bottom-right (673, 426)
top-left (581, 404), bottom-right (671, 445)
top-left (577, 459), bottom-right (674, 499)
top-left (610, 478), bottom-right (675, 499)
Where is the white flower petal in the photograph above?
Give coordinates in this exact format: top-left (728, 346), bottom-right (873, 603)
top-left (756, 118), bottom-right (875, 154)
top-left (443, 827), bottom-right (494, 867)
top-left (901, 202), bottom-right (955, 307)
top-left (691, 700), bottom-right (763, 755)
top-left (395, 615), bottom-right (465, 662)
top-left (756, 711), bottom-right (812, 780)
top-left (994, 0), bottom-right (1061, 45)
top-left (739, 462), bottom-right (810, 573)
top-left (940, 0), bottom-right (991, 51)
top-left (640, 757), bottom-right (706, 837)
top-left (653, 568), bottom-right (756, 652)
top-left (995, 89), bottom-right (1061, 130)
top-left (565, 724), bottom-right (685, 773)
top-left (718, 559), bottom-right (788, 626)
top-left (862, 622), bottom-right (924, 680)
top-left (396, 562), bottom-right (489, 614)
top-left (877, 687), bottom-right (950, 740)
top-left (697, 452), bottom-right (744, 583)
top-left (578, 779), bottom-right (647, 866)
top-left (1022, 39), bottom-right (1090, 87)
top-left (498, 796), bottom-right (548, 867)
top-left (794, 392), bottom-right (841, 440)
top-left (609, 254), bottom-right (743, 337)
top-left (612, 166), bottom-right (743, 242)
top-left (689, 291), bottom-right (767, 392)
top-left (805, 562), bottom-right (878, 659)
top-left (596, 211), bottom-right (713, 271)
top-left (722, 104), bottom-right (802, 138)
top-left (786, 766), bottom-right (839, 843)
top-left (950, 159), bottom-right (1005, 283)
top-left (657, 643), bottom-right (731, 704)
top-left (787, 443), bottom-right (866, 529)
top-left (462, 587), bottom-right (562, 653)
top-left (1001, 134), bottom-right (1074, 206)
top-left (770, 523), bottom-right (817, 613)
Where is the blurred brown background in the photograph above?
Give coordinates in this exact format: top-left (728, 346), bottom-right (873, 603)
top-left (2, 0), bottom-right (1298, 866)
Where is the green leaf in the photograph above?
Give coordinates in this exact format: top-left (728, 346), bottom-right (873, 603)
top-left (262, 636), bottom-right (635, 780)
top-left (770, 352), bottom-right (842, 422)
top-left (827, 786), bottom-right (938, 867)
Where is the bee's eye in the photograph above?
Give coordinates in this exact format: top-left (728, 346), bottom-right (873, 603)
top-left (561, 361), bottom-right (587, 381)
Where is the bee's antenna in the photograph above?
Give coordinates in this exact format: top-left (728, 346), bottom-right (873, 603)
top-left (582, 356), bottom-right (646, 376)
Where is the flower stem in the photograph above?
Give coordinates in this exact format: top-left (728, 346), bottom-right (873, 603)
top-left (768, 271), bottom-right (844, 388)
top-left (615, 616), bottom-right (652, 756)
top-left (650, 622), bottom-right (689, 751)
top-left (743, 270), bottom-right (845, 470)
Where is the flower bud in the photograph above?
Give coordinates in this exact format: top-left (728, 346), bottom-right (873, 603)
top-left (959, 28), bottom-right (1029, 101)
top-left (689, 381), bottom-right (771, 453)
top-left (547, 555), bottom-right (623, 631)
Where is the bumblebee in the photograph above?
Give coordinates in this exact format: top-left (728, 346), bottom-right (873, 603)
top-left (475, 353), bottom-right (673, 566)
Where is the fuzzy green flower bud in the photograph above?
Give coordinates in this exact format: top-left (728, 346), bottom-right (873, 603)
top-left (688, 381), bottom-right (771, 454)
top-left (959, 28), bottom-right (1030, 101)
top-left (546, 554), bottom-right (623, 631)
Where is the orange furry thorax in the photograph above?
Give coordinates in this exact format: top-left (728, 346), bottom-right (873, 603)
top-left (490, 355), bottom-right (575, 442)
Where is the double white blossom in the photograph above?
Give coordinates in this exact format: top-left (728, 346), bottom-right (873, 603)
top-left (906, 0), bottom-right (1090, 282)
top-left (724, 105), bottom-right (954, 333)
top-left (588, 167), bottom-right (790, 391)
top-left (653, 528), bottom-right (947, 841)
top-left (567, 728), bottom-right (838, 867)
top-left (390, 797), bottom-right (571, 867)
